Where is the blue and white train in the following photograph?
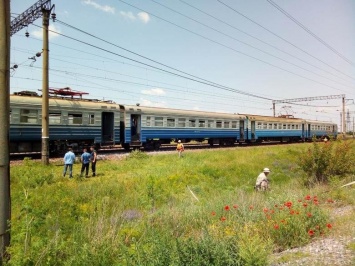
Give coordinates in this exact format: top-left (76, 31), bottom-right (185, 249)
top-left (9, 93), bottom-right (337, 153)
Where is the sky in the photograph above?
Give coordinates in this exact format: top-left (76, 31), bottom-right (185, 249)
top-left (9, 0), bottom-right (355, 129)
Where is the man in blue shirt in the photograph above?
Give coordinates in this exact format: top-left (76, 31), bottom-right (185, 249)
top-left (63, 147), bottom-right (76, 178)
top-left (80, 148), bottom-right (91, 178)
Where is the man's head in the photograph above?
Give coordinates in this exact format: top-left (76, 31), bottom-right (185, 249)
top-left (263, 168), bottom-right (270, 175)
top-left (178, 140), bottom-right (181, 143)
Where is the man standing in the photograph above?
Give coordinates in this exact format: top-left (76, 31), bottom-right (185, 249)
top-left (63, 147), bottom-right (75, 178)
top-left (80, 148), bottom-right (91, 178)
top-left (90, 146), bottom-right (97, 177)
top-left (176, 140), bottom-right (184, 158)
top-left (255, 168), bottom-right (271, 191)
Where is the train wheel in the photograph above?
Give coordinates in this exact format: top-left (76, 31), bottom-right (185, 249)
top-left (123, 143), bottom-right (130, 151)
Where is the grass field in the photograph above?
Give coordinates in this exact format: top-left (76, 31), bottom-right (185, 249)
top-left (6, 141), bottom-right (355, 265)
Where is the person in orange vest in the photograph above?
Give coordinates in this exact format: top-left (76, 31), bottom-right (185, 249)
top-left (176, 140), bottom-right (184, 158)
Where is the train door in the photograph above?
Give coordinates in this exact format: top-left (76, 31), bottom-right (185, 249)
top-left (239, 120), bottom-right (245, 141)
top-left (301, 123), bottom-right (305, 141)
top-left (307, 124), bottom-right (311, 139)
top-left (251, 121), bottom-right (256, 141)
top-left (102, 112), bottom-right (114, 145)
top-left (131, 114), bottom-right (141, 142)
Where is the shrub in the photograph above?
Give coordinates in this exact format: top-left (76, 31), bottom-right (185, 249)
top-left (298, 140), bottom-right (355, 186)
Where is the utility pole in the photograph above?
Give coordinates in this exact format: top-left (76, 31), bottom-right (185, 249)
top-left (0, 0), bottom-right (11, 261)
top-left (42, 8), bottom-right (50, 164)
top-left (10, 0), bottom-right (55, 165)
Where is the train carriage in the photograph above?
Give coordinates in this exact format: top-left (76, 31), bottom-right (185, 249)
top-left (244, 115), bottom-right (305, 142)
top-left (121, 105), bottom-right (246, 150)
top-left (304, 119), bottom-right (337, 140)
top-left (10, 94), bottom-right (120, 154)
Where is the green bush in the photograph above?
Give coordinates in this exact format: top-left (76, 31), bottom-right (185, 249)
top-left (298, 140), bottom-right (355, 186)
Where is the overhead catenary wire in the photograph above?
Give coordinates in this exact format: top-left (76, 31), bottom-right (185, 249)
top-left (115, 0), bottom-right (354, 95)
top-left (149, 0), bottom-right (353, 89)
top-left (216, 0), bottom-right (355, 81)
top-left (178, 0), bottom-right (354, 85)
top-left (266, 0), bottom-right (354, 66)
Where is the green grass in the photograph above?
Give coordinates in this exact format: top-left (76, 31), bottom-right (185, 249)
top-left (6, 141), bottom-right (355, 265)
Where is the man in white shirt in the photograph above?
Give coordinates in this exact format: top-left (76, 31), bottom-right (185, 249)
top-left (255, 168), bottom-right (271, 191)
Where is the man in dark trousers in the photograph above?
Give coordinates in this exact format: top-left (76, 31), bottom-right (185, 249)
top-left (80, 148), bottom-right (91, 178)
top-left (90, 146), bottom-right (97, 177)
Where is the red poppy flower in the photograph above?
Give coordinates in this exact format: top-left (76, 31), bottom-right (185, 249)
top-left (305, 195), bottom-right (311, 200)
top-left (281, 219), bottom-right (286, 224)
top-left (224, 205), bottom-right (230, 211)
top-left (327, 199), bottom-right (334, 203)
top-left (327, 223), bottom-right (332, 229)
top-left (266, 215), bottom-right (271, 220)
top-left (284, 201), bottom-right (292, 208)
top-left (290, 210), bottom-right (295, 215)
top-left (220, 216), bottom-right (226, 221)
top-left (233, 204), bottom-right (238, 209)
top-left (249, 205), bottom-right (254, 210)
top-left (303, 203), bottom-right (308, 207)
top-left (263, 208), bottom-right (268, 213)
top-left (298, 199), bottom-right (302, 202)
top-left (307, 213), bottom-right (312, 217)
top-left (296, 211), bottom-right (300, 215)
top-left (270, 209), bottom-right (275, 214)
top-left (308, 230), bottom-right (314, 236)
top-left (274, 204), bottom-right (278, 208)
top-left (211, 211), bottom-right (216, 216)
top-left (274, 224), bottom-right (279, 230)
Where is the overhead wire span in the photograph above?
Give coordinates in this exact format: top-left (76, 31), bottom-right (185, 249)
top-left (216, 0), bottom-right (355, 81)
top-left (266, 0), bottom-right (354, 66)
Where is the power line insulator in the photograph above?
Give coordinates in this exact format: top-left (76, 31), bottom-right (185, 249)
top-left (51, 12), bottom-right (56, 21)
top-left (36, 52), bottom-right (42, 57)
top-left (25, 31), bottom-right (29, 37)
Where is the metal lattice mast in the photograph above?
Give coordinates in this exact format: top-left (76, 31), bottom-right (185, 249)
top-left (11, 0), bottom-right (55, 165)
top-left (272, 94), bottom-right (346, 133)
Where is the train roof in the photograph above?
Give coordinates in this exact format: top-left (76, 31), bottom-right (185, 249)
top-left (242, 114), bottom-right (304, 123)
top-left (303, 119), bottom-right (336, 125)
top-left (123, 105), bottom-right (246, 119)
top-left (10, 94), bottom-right (118, 110)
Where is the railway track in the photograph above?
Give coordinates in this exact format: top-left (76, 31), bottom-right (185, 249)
top-left (10, 140), bottom-right (302, 161)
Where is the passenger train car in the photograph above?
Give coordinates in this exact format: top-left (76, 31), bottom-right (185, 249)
top-left (243, 115), bottom-right (337, 142)
top-left (9, 93), bottom-right (337, 154)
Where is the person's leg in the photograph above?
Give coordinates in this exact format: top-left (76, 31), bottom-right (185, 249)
top-left (69, 164), bottom-right (73, 178)
top-left (85, 163), bottom-right (89, 177)
top-left (63, 164), bottom-right (68, 177)
top-left (80, 164), bottom-right (85, 176)
top-left (92, 162), bottom-right (96, 176)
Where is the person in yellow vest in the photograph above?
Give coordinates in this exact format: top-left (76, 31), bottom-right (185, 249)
top-left (176, 140), bottom-right (184, 158)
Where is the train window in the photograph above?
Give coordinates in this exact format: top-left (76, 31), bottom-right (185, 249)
top-left (283, 124), bottom-right (286, 129)
top-left (167, 118), bottom-right (175, 127)
top-left (263, 123), bottom-right (267, 129)
top-left (268, 123), bottom-right (272, 129)
top-left (49, 113), bottom-right (61, 124)
top-left (154, 117), bottom-right (163, 127)
top-left (208, 120), bottom-right (214, 128)
top-left (257, 122), bottom-right (262, 129)
top-left (68, 113), bottom-right (82, 125)
top-left (199, 120), bottom-right (206, 128)
top-left (273, 123), bottom-right (277, 129)
top-left (231, 121), bottom-right (237, 128)
top-left (317, 125), bottom-right (320, 130)
top-left (216, 121), bottom-right (222, 128)
top-left (178, 118), bottom-right (186, 127)
top-left (278, 124), bottom-right (282, 129)
top-left (224, 121), bottom-right (230, 128)
top-left (291, 124), bottom-right (295, 129)
top-left (146, 116), bottom-right (151, 126)
top-left (20, 109), bottom-right (38, 123)
top-left (295, 125), bottom-right (299, 129)
top-left (287, 124), bottom-right (291, 130)
top-left (89, 114), bottom-right (95, 125)
top-left (189, 119), bottom-right (196, 127)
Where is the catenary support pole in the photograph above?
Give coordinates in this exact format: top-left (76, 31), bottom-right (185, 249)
top-left (41, 9), bottom-right (50, 165)
top-left (0, 0), bottom-right (11, 261)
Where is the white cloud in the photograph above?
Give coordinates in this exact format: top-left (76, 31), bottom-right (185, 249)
top-left (119, 11), bottom-right (136, 21)
top-left (137, 12), bottom-right (150, 23)
top-left (140, 99), bottom-right (166, 108)
top-left (31, 24), bottom-right (61, 40)
top-left (119, 11), bottom-right (151, 23)
top-left (82, 0), bottom-right (115, 14)
top-left (141, 88), bottom-right (166, 96)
